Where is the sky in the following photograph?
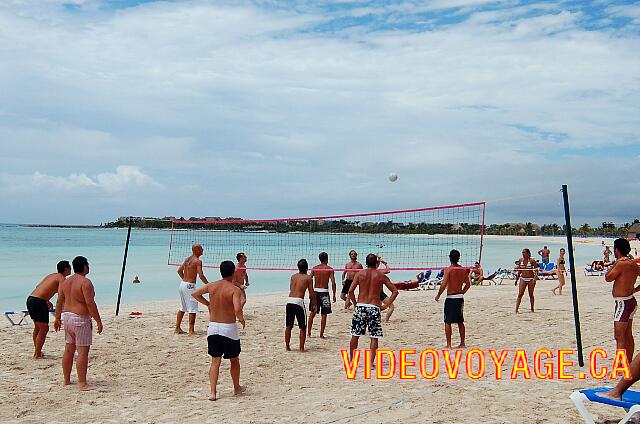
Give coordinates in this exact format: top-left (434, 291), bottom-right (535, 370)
top-left (0, 0), bottom-right (638, 226)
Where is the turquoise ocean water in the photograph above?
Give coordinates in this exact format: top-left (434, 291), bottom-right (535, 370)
top-left (0, 224), bottom-right (607, 310)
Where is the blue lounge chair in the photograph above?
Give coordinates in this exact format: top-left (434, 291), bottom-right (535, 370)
top-left (571, 387), bottom-right (640, 423)
top-left (584, 265), bottom-right (604, 277)
top-left (421, 269), bottom-right (444, 290)
top-left (4, 310), bottom-right (29, 326)
top-left (538, 262), bottom-right (557, 280)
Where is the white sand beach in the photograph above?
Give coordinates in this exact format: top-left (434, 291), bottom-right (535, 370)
top-left (0, 273), bottom-right (632, 423)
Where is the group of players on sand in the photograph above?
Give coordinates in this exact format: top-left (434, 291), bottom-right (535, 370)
top-left (173, 244), bottom-right (472, 400)
top-left (23, 238), bottom-right (640, 403)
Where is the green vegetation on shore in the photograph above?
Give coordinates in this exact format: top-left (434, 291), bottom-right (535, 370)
top-left (101, 216), bottom-right (640, 237)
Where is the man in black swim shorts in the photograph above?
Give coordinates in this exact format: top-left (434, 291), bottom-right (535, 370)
top-left (27, 261), bottom-right (71, 359)
top-left (341, 250), bottom-right (362, 310)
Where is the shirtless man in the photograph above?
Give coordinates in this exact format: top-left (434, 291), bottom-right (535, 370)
top-left (348, 253), bottom-right (398, 360)
top-left (26, 261), bottom-right (71, 359)
top-left (340, 250), bottom-right (363, 309)
top-left (54, 256), bottom-right (103, 390)
top-left (435, 250), bottom-right (472, 348)
top-left (176, 244), bottom-right (210, 334)
top-left (538, 246), bottom-right (551, 265)
top-left (233, 252), bottom-right (249, 308)
top-left (192, 261), bottom-right (246, 401)
top-left (307, 252), bottom-right (336, 339)
top-left (470, 262), bottom-right (484, 286)
top-left (605, 238), bottom-right (640, 363)
top-left (285, 259), bottom-right (316, 352)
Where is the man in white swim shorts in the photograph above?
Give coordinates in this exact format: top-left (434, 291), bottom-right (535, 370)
top-left (176, 244), bottom-right (210, 335)
top-left (192, 261), bottom-right (246, 401)
top-left (285, 259), bottom-right (316, 352)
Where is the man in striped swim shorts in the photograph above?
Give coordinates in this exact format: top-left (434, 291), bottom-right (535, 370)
top-left (55, 256), bottom-right (103, 391)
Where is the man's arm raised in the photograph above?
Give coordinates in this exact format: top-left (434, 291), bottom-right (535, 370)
top-left (192, 284), bottom-right (210, 307)
top-left (81, 280), bottom-right (103, 335)
top-left (605, 260), bottom-right (622, 282)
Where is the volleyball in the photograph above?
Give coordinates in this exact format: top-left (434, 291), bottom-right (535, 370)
top-left (388, 173), bottom-right (398, 182)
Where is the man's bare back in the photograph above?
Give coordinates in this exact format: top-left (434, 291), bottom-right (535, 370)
top-left (31, 272), bottom-right (66, 302)
top-left (179, 255), bottom-right (202, 283)
top-left (443, 266), bottom-right (471, 294)
top-left (352, 269), bottom-right (394, 307)
top-left (205, 280), bottom-right (245, 325)
top-left (289, 273), bottom-right (313, 299)
top-left (606, 258), bottom-right (640, 297)
top-left (58, 274), bottom-right (94, 316)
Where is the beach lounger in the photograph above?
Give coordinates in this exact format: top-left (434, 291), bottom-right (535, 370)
top-left (481, 271), bottom-right (498, 285)
top-left (538, 262), bottom-right (557, 280)
top-left (4, 310), bottom-right (29, 326)
top-left (415, 270), bottom-right (432, 290)
top-left (421, 270), bottom-right (444, 290)
top-left (494, 268), bottom-right (517, 285)
top-left (584, 266), bottom-right (604, 277)
top-left (571, 387), bottom-right (640, 424)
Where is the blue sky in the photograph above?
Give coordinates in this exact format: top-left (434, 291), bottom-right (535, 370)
top-left (0, 0), bottom-right (638, 225)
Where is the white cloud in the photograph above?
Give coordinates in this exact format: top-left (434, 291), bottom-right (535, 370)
top-left (0, 1), bottom-right (638, 224)
top-left (0, 165), bottom-right (163, 194)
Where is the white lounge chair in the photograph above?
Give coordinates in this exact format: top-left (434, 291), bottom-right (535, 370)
top-left (420, 270), bottom-right (444, 290)
top-left (4, 310), bottom-right (29, 326)
top-left (571, 387), bottom-right (640, 424)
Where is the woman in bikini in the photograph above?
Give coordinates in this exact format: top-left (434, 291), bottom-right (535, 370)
top-left (515, 248), bottom-right (538, 313)
top-left (552, 248), bottom-right (566, 295)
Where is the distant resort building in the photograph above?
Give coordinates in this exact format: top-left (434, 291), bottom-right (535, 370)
top-left (628, 223), bottom-right (640, 239)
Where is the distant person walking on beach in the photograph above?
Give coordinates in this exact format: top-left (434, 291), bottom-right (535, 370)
top-left (515, 248), bottom-right (538, 313)
top-left (604, 245), bottom-right (612, 263)
top-left (284, 259), bottom-right (316, 352)
top-left (435, 250), bottom-right (471, 348)
top-left (54, 256), bottom-right (103, 390)
top-left (192, 261), bottom-right (246, 401)
top-left (552, 248), bottom-right (567, 295)
top-left (307, 252), bottom-right (336, 338)
top-left (233, 252), bottom-right (249, 308)
top-left (348, 253), bottom-right (398, 360)
top-left (538, 246), bottom-right (550, 265)
top-left (27, 261), bottom-right (71, 359)
top-left (176, 244), bottom-right (210, 335)
top-left (605, 238), bottom-right (640, 363)
top-left (340, 250), bottom-right (363, 310)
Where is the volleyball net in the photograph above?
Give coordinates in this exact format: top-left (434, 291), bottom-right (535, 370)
top-left (167, 202), bottom-right (486, 272)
